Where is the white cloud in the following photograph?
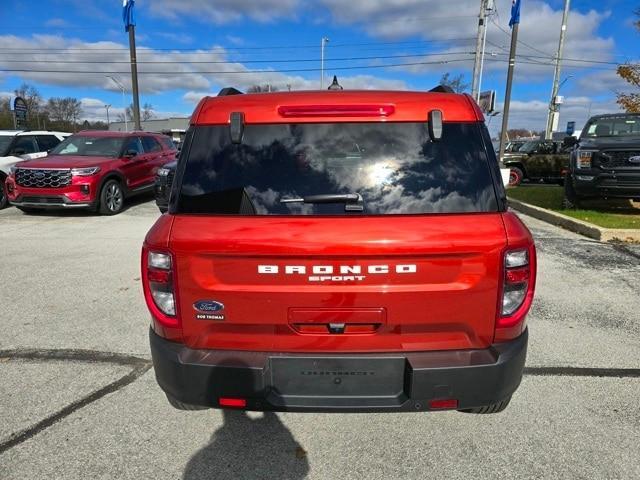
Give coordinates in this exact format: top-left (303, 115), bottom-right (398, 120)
top-left (146, 0), bottom-right (300, 24)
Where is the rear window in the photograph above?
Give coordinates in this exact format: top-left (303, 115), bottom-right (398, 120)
top-left (177, 122), bottom-right (498, 215)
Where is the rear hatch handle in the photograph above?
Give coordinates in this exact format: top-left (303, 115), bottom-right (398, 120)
top-left (280, 193), bottom-right (364, 212)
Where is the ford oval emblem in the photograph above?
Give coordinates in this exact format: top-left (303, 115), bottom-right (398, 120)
top-left (629, 156), bottom-right (640, 164)
top-left (193, 300), bottom-right (224, 312)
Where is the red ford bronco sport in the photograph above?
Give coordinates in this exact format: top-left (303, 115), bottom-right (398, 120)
top-left (143, 86), bottom-right (536, 414)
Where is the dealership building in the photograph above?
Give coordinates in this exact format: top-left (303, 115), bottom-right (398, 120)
top-left (108, 117), bottom-right (189, 144)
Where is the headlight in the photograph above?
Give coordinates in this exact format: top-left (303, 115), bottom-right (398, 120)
top-left (157, 168), bottom-right (171, 177)
top-left (70, 166), bottom-right (101, 176)
top-left (576, 150), bottom-right (595, 169)
top-left (9, 165), bottom-right (17, 175)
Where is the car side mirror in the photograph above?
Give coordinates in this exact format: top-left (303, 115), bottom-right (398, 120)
top-left (124, 149), bottom-right (138, 158)
top-left (563, 136), bottom-right (578, 148)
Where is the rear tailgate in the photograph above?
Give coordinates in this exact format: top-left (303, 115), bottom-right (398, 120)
top-left (170, 214), bottom-right (506, 353)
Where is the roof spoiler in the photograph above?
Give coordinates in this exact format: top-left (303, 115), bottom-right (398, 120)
top-left (217, 87), bottom-right (244, 97)
top-left (428, 85), bottom-right (455, 94)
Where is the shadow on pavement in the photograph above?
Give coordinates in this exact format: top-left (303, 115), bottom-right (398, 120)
top-left (183, 409), bottom-right (309, 480)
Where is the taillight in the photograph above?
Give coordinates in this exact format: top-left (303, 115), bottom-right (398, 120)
top-left (142, 248), bottom-right (179, 327)
top-left (496, 246), bottom-right (536, 340)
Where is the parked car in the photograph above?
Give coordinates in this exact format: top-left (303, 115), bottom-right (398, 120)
top-left (143, 87), bottom-right (536, 414)
top-left (0, 130), bottom-right (70, 208)
top-left (5, 130), bottom-right (177, 215)
top-left (564, 113), bottom-right (640, 208)
top-left (503, 139), bottom-right (571, 186)
top-left (154, 160), bottom-right (177, 213)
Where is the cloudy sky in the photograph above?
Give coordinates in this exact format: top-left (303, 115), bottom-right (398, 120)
top-left (1, 0), bottom-right (638, 135)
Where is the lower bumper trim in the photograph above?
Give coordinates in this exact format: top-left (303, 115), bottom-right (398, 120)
top-left (150, 328), bottom-right (528, 413)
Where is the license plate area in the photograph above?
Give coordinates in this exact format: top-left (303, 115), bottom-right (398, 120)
top-left (269, 356), bottom-right (406, 398)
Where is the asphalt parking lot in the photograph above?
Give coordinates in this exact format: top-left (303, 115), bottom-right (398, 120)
top-left (1, 197), bottom-right (639, 479)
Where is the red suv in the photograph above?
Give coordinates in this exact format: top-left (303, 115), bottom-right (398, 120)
top-left (6, 130), bottom-right (177, 214)
top-left (143, 87), bottom-right (536, 414)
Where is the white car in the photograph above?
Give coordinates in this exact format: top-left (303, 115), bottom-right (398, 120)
top-left (0, 130), bottom-right (70, 208)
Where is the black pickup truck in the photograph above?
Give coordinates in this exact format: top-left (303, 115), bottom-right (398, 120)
top-left (154, 160), bottom-right (177, 213)
top-left (564, 113), bottom-right (640, 208)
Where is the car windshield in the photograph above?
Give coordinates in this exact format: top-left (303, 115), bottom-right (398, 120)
top-left (177, 122), bottom-right (499, 215)
top-left (0, 135), bottom-right (15, 156)
top-left (50, 135), bottom-right (124, 157)
top-left (518, 141), bottom-right (539, 153)
top-left (583, 115), bottom-right (640, 137)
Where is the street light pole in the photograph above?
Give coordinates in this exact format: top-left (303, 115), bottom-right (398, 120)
top-left (107, 75), bottom-right (128, 132)
top-left (105, 104), bottom-right (111, 126)
top-left (471, 0), bottom-right (490, 100)
top-left (321, 37), bottom-right (329, 89)
top-left (545, 0), bottom-right (571, 139)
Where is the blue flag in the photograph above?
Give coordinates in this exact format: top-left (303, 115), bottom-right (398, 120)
top-left (509, 0), bottom-right (521, 27)
top-left (123, 0), bottom-right (135, 32)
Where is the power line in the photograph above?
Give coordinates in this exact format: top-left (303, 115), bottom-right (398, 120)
top-left (0, 51), bottom-right (476, 65)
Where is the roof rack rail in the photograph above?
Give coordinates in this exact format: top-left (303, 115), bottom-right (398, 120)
top-left (218, 87), bottom-right (244, 97)
top-left (428, 85), bottom-right (455, 94)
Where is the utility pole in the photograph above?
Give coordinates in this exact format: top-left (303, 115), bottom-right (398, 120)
top-left (104, 104), bottom-right (111, 126)
top-left (471, 0), bottom-right (490, 100)
top-left (545, 0), bottom-right (571, 139)
top-left (498, 22), bottom-right (520, 163)
top-left (321, 37), bottom-right (329, 89)
top-left (128, 26), bottom-right (141, 131)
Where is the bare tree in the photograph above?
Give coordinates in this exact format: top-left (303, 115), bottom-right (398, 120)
top-left (46, 97), bottom-right (83, 131)
top-left (142, 103), bottom-right (155, 121)
top-left (247, 85), bottom-right (280, 93)
top-left (439, 73), bottom-right (470, 94)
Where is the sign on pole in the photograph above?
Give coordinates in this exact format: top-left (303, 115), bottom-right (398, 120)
top-left (566, 121), bottom-right (575, 135)
top-left (478, 90), bottom-right (496, 114)
top-left (14, 97), bottom-right (28, 129)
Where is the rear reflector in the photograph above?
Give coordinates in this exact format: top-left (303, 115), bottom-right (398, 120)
top-left (219, 397), bottom-right (247, 408)
top-left (429, 399), bottom-right (459, 410)
top-left (278, 104), bottom-right (395, 118)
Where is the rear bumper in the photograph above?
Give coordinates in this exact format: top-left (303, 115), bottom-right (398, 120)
top-left (150, 328), bottom-right (528, 412)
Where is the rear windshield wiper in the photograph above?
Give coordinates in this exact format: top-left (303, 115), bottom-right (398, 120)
top-left (280, 193), bottom-right (364, 212)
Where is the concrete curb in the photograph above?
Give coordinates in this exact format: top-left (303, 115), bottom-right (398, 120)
top-left (508, 198), bottom-right (640, 243)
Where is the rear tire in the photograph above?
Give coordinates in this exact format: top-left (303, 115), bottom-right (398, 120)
top-left (98, 179), bottom-right (125, 215)
top-left (508, 167), bottom-right (524, 187)
top-left (165, 394), bottom-right (208, 411)
top-left (459, 396), bottom-right (512, 414)
top-left (563, 173), bottom-right (581, 209)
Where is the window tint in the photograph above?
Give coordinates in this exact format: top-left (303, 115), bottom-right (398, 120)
top-left (160, 136), bottom-right (176, 150)
top-left (177, 123), bottom-right (498, 215)
top-left (123, 137), bottom-right (144, 155)
top-left (10, 136), bottom-right (38, 154)
top-left (52, 136), bottom-right (123, 157)
top-left (583, 115), bottom-right (640, 137)
top-left (36, 135), bottom-right (62, 152)
top-left (142, 136), bottom-right (162, 153)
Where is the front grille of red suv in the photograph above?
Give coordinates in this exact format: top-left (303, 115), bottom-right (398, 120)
top-left (15, 168), bottom-right (72, 188)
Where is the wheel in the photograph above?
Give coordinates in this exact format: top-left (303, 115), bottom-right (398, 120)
top-left (0, 174), bottom-right (7, 209)
top-left (563, 173), bottom-right (581, 209)
top-left (459, 396), bottom-right (512, 414)
top-left (99, 179), bottom-right (125, 215)
top-left (508, 167), bottom-right (524, 187)
top-left (165, 394), bottom-right (208, 411)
